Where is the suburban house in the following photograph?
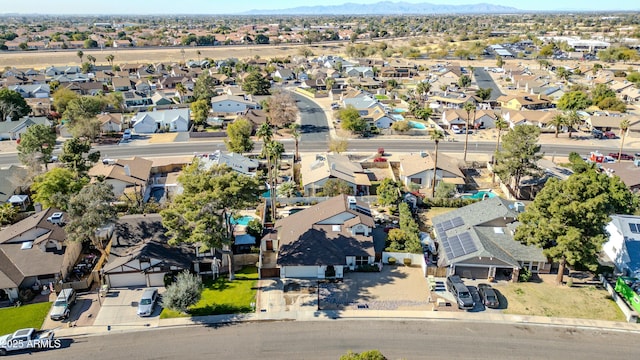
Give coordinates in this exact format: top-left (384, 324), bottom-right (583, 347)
top-left (131, 108), bottom-right (190, 133)
top-left (599, 162), bottom-right (640, 193)
top-left (259, 195), bottom-right (376, 279)
top-left (497, 94), bottom-right (553, 111)
top-left (440, 109), bottom-right (498, 129)
top-left (301, 153), bottom-right (371, 196)
top-left (0, 166), bottom-right (28, 205)
top-left (603, 215), bottom-right (640, 278)
top-left (502, 109), bottom-right (563, 129)
top-left (585, 114), bottom-right (640, 135)
top-left (88, 157), bottom-right (153, 199)
top-left (103, 214), bottom-right (215, 287)
top-left (361, 107), bottom-right (396, 129)
top-left (198, 150), bottom-right (259, 176)
top-left (8, 84), bottom-right (50, 98)
top-left (0, 116), bottom-right (52, 140)
top-left (431, 197), bottom-right (548, 281)
top-left (97, 113), bottom-right (123, 133)
top-left (397, 152), bottom-right (465, 191)
top-left (0, 208), bottom-right (82, 301)
top-left (210, 94), bottom-right (260, 113)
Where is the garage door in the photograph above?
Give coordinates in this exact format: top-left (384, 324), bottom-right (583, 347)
top-left (282, 266), bottom-right (318, 278)
top-left (108, 272), bottom-right (146, 288)
top-left (455, 266), bottom-right (489, 280)
top-left (148, 272), bottom-right (166, 287)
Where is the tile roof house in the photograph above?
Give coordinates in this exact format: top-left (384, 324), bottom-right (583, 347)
top-left (0, 208), bottom-right (82, 301)
top-left (301, 153), bottom-right (371, 196)
top-left (603, 215), bottom-right (640, 278)
top-left (131, 108), bottom-right (190, 133)
top-left (210, 94), bottom-right (260, 114)
top-left (431, 197), bottom-right (547, 281)
top-left (397, 152), bottom-right (465, 190)
top-left (97, 113), bottom-right (123, 133)
top-left (197, 150), bottom-right (259, 176)
top-left (497, 94), bottom-right (553, 111)
top-left (260, 195), bottom-right (376, 279)
top-left (0, 165), bottom-right (28, 205)
top-left (88, 157), bottom-right (153, 199)
top-left (103, 214), bottom-right (215, 287)
top-left (0, 116), bottom-right (52, 141)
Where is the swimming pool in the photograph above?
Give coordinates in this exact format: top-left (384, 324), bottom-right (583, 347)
top-left (408, 121), bottom-right (427, 130)
top-left (393, 108), bottom-right (408, 113)
top-left (231, 216), bottom-right (256, 226)
top-left (461, 190), bottom-right (497, 200)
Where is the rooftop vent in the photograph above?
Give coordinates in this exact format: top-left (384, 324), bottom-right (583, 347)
top-left (21, 241), bottom-right (33, 250)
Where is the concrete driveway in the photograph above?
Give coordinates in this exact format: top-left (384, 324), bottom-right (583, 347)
top-left (93, 288), bottom-right (163, 329)
top-left (41, 291), bottom-right (101, 330)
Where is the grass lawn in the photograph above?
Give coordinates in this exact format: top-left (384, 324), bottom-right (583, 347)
top-left (374, 95), bottom-right (389, 100)
top-left (0, 302), bottom-right (52, 335)
top-left (161, 266), bottom-right (258, 319)
top-left (420, 207), bottom-right (456, 228)
top-left (497, 278), bottom-right (625, 321)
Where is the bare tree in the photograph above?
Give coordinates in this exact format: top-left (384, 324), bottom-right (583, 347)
top-left (266, 91), bottom-right (299, 128)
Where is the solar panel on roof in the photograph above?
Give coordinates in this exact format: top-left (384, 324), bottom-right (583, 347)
top-left (451, 217), bottom-right (464, 227)
top-left (459, 232), bottom-right (477, 254)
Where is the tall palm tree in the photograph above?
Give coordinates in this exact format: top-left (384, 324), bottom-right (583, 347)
top-left (76, 50), bottom-right (84, 64)
top-left (618, 119), bottom-right (630, 163)
top-left (416, 81), bottom-right (431, 105)
top-left (564, 110), bottom-right (581, 139)
top-left (430, 130), bottom-right (445, 197)
top-left (256, 123), bottom-right (275, 221)
top-left (289, 123), bottom-right (301, 163)
top-left (550, 113), bottom-right (565, 138)
top-left (175, 83), bottom-right (186, 104)
top-left (265, 141), bottom-right (285, 222)
top-left (462, 102), bottom-right (475, 163)
top-left (105, 54), bottom-right (115, 68)
top-left (493, 115), bottom-right (509, 184)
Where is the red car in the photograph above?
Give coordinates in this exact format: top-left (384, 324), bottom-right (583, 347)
top-left (608, 152), bottom-right (633, 160)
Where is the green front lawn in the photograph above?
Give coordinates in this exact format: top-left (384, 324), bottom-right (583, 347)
top-left (161, 266), bottom-right (258, 319)
top-left (0, 302), bottom-right (52, 335)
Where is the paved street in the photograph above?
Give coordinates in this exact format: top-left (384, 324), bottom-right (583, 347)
top-left (292, 92), bottom-right (331, 142)
top-left (473, 67), bottom-right (504, 101)
top-left (21, 320), bottom-right (640, 359)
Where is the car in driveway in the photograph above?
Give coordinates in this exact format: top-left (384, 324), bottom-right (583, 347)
top-left (608, 152), bottom-right (634, 161)
top-left (477, 284), bottom-right (500, 309)
top-left (446, 275), bottom-right (474, 310)
top-left (136, 288), bottom-right (158, 317)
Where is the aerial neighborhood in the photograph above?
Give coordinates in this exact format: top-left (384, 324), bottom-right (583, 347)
top-left (1, 5), bottom-right (640, 358)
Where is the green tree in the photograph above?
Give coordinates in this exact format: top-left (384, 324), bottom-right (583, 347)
top-left (591, 84), bottom-right (616, 105)
top-left (246, 218), bottom-right (264, 239)
top-left (17, 124), bottom-right (56, 169)
top-left (193, 73), bottom-right (217, 101)
top-left (190, 98), bottom-right (211, 126)
top-left (515, 169), bottom-right (638, 284)
top-left (430, 129), bottom-right (445, 197)
top-left (277, 181), bottom-right (298, 198)
top-left (494, 125), bottom-right (542, 198)
top-left (64, 96), bottom-right (105, 121)
top-left (76, 50), bottom-right (84, 63)
top-left (161, 162), bottom-right (261, 279)
top-left (391, 121), bottom-right (410, 133)
top-left (105, 54), bottom-right (115, 67)
top-left (241, 72), bottom-right (271, 95)
top-left (496, 55), bottom-right (505, 68)
top-left (376, 178), bottom-right (401, 206)
top-left (434, 182), bottom-right (456, 199)
top-left (549, 113), bottom-right (565, 138)
top-left (0, 203), bottom-right (18, 226)
top-left (563, 110), bottom-right (582, 138)
top-left (475, 88), bottom-right (492, 102)
top-left (457, 74), bottom-right (471, 89)
top-left (289, 123), bottom-right (301, 162)
top-left (59, 137), bottom-right (100, 174)
top-left (557, 91), bottom-right (591, 111)
top-left (618, 119), bottom-right (630, 163)
top-left (0, 88), bottom-right (31, 121)
top-left (225, 117), bottom-right (254, 153)
top-left (386, 202), bottom-right (422, 253)
top-left (338, 105), bottom-right (367, 134)
top-left (323, 179), bottom-right (353, 196)
top-left (462, 102), bottom-right (475, 163)
top-left (340, 349), bottom-right (386, 360)
top-left (161, 271), bottom-right (202, 313)
top-left (52, 88), bottom-right (79, 115)
top-left (31, 167), bottom-right (87, 210)
top-left (66, 181), bottom-right (118, 256)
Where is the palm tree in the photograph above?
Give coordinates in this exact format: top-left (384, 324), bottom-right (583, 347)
top-left (492, 115), bottom-right (509, 184)
top-left (462, 102), bottom-right (475, 163)
top-left (430, 130), bottom-right (445, 197)
top-left (105, 54), bottom-right (115, 67)
top-left (289, 123), bottom-right (301, 162)
top-left (256, 123), bottom-right (275, 221)
top-left (618, 119), bottom-right (630, 163)
top-left (86, 55), bottom-right (96, 66)
top-left (564, 110), bottom-right (582, 139)
top-left (265, 141), bottom-right (285, 222)
top-left (175, 83), bottom-right (186, 104)
top-left (550, 113), bottom-right (565, 138)
top-left (76, 50), bottom-right (84, 64)
top-left (416, 81), bottom-right (431, 105)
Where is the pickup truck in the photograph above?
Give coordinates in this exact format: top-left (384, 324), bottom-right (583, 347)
top-left (0, 328), bottom-right (57, 355)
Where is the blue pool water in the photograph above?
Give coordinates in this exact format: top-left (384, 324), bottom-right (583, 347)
top-left (391, 114), bottom-right (404, 121)
top-left (393, 108), bottom-right (408, 113)
top-left (231, 216), bottom-right (256, 226)
top-left (462, 190), bottom-right (497, 200)
top-left (408, 121), bottom-right (427, 130)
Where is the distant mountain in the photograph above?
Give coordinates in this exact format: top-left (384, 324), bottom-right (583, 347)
top-left (241, 1), bottom-right (521, 15)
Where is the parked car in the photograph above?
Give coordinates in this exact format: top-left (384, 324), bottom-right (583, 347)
top-left (0, 328), bottom-right (56, 356)
top-left (137, 288), bottom-right (158, 317)
top-left (446, 275), bottom-right (474, 310)
top-left (122, 129), bottom-right (132, 140)
top-left (477, 283), bottom-right (500, 309)
top-left (608, 152), bottom-right (634, 161)
top-left (603, 131), bottom-right (617, 139)
top-left (603, 156), bottom-right (616, 163)
top-left (49, 288), bottom-right (76, 321)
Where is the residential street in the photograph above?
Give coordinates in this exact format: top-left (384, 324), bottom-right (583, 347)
top-left (21, 320), bottom-right (640, 359)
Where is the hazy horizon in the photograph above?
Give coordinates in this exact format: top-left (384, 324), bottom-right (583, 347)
top-left (0, 0), bottom-right (637, 15)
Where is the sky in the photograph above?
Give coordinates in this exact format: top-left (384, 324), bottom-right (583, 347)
top-left (0, 0), bottom-right (637, 15)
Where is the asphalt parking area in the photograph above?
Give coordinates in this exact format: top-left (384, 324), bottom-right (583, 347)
top-left (319, 265), bottom-right (432, 311)
top-left (93, 288), bottom-right (163, 328)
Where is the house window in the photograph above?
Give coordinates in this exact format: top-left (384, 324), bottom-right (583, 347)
top-left (355, 256), bottom-right (368, 266)
top-left (531, 263), bottom-right (539, 272)
top-left (410, 178), bottom-right (422, 185)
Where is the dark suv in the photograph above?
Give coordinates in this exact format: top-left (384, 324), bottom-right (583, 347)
top-left (446, 275), bottom-right (474, 310)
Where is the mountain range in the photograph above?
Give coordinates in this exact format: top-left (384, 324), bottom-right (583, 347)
top-left (241, 1), bottom-right (521, 15)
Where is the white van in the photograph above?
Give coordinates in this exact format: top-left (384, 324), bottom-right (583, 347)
top-left (451, 125), bottom-right (463, 134)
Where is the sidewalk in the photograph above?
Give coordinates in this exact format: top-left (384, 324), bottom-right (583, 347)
top-left (54, 307), bottom-right (640, 338)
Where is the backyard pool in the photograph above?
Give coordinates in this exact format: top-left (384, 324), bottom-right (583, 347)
top-left (231, 215), bottom-right (257, 226)
top-left (393, 108), bottom-right (408, 113)
top-left (461, 190), bottom-right (497, 200)
top-left (408, 121), bottom-right (427, 130)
